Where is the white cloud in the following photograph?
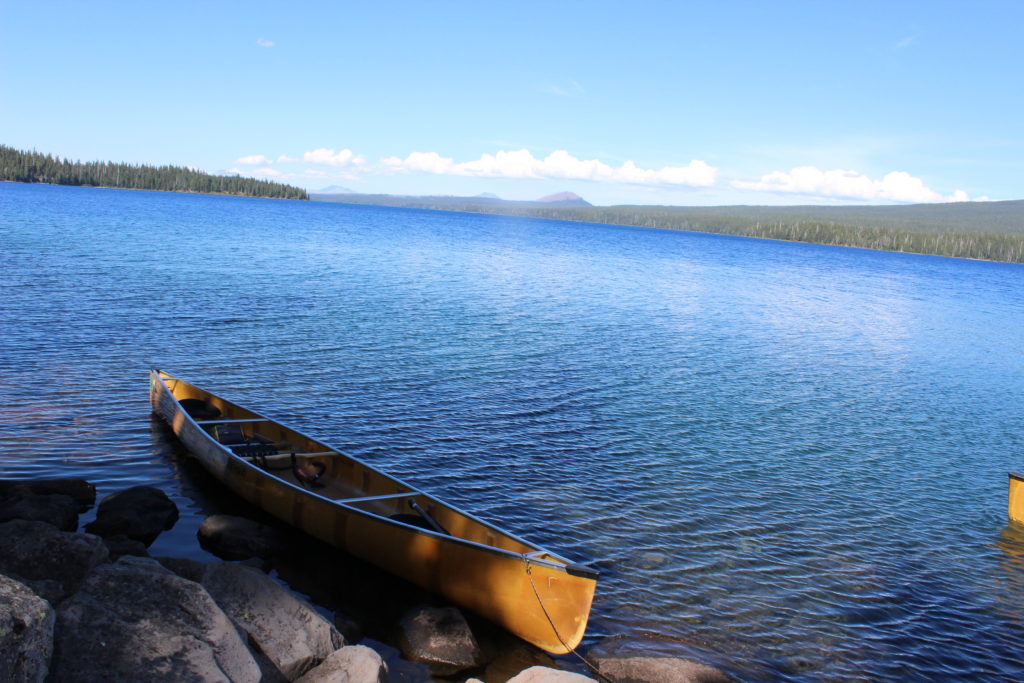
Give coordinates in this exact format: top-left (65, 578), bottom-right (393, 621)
top-left (255, 167), bottom-right (281, 176)
top-left (303, 148), bottom-right (366, 166)
top-left (276, 154), bottom-right (298, 163)
top-left (235, 154), bottom-right (271, 165)
top-left (257, 38), bottom-right (275, 48)
top-left (380, 148), bottom-right (717, 187)
top-left (734, 166), bottom-right (973, 203)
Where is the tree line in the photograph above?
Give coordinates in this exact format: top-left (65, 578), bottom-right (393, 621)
top-left (0, 145), bottom-right (308, 200)
top-left (322, 193), bottom-right (1024, 264)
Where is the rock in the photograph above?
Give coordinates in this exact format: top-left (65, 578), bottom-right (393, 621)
top-left (200, 562), bottom-right (343, 680)
top-left (592, 656), bottom-right (731, 682)
top-left (507, 666), bottom-right (596, 683)
top-left (361, 637), bottom-right (433, 682)
top-left (197, 514), bottom-right (289, 561)
top-left (102, 534), bottom-right (150, 559)
top-left (0, 479), bottom-right (96, 510)
top-left (294, 645), bottom-right (387, 683)
top-left (156, 556), bottom-right (208, 583)
top-left (84, 486), bottom-right (178, 546)
top-left (396, 605), bottom-right (486, 676)
top-left (50, 556), bottom-right (260, 682)
top-left (0, 492), bottom-right (79, 531)
top-left (334, 610), bottom-right (364, 645)
top-left (0, 574), bottom-right (55, 683)
top-left (587, 636), bottom-right (733, 683)
top-left (0, 520), bottom-right (109, 603)
top-left (484, 640), bottom-right (555, 682)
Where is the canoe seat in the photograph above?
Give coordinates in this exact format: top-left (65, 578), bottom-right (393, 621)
top-left (180, 398), bottom-right (221, 420)
top-left (232, 443), bottom-right (279, 458)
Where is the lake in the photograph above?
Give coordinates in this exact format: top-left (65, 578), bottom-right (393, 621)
top-left (2, 182), bottom-right (1024, 680)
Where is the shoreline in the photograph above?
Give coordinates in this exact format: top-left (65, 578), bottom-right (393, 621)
top-left (0, 477), bottom-right (735, 682)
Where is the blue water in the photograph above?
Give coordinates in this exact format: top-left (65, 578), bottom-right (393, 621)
top-left (3, 182), bottom-right (1024, 680)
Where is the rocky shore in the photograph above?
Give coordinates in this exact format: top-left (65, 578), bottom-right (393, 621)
top-left (0, 478), bottom-right (732, 682)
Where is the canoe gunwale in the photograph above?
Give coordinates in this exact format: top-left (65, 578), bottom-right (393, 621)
top-left (151, 369), bottom-right (586, 574)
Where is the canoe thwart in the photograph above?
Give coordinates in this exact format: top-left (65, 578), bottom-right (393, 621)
top-left (195, 418), bottom-right (272, 425)
top-left (336, 492), bottom-right (418, 504)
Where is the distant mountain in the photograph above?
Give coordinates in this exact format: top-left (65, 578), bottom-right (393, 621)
top-left (536, 191), bottom-right (592, 207)
top-left (319, 184), bottom-right (354, 194)
top-left (475, 192), bottom-right (501, 199)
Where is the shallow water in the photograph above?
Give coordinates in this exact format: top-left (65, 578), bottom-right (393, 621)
top-left (3, 182), bottom-right (1024, 680)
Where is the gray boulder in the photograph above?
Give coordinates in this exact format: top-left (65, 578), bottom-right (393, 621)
top-left (0, 520), bottom-right (109, 603)
top-left (102, 534), bottom-right (150, 559)
top-left (0, 492), bottom-right (80, 531)
top-left (294, 645), bottom-right (387, 683)
top-left (592, 655), bottom-right (732, 682)
top-left (51, 556), bottom-right (260, 682)
top-left (507, 666), bottom-right (596, 683)
top-left (396, 605), bottom-right (486, 676)
top-left (156, 556), bottom-right (208, 582)
top-left (0, 479), bottom-right (96, 510)
top-left (200, 562), bottom-right (343, 680)
top-left (588, 637), bottom-right (732, 683)
top-left (198, 514), bottom-right (289, 560)
top-left (84, 485), bottom-right (178, 546)
top-left (0, 574), bottom-right (55, 683)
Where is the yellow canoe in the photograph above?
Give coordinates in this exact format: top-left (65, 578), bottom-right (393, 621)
top-left (150, 369), bottom-right (597, 653)
top-left (1010, 472), bottom-right (1024, 525)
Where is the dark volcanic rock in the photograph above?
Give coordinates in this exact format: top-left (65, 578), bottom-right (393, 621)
top-left (397, 605), bottom-right (487, 676)
top-left (51, 556), bottom-right (260, 682)
top-left (200, 562), bottom-right (343, 681)
top-left (198, 514), bottom-right (289, 560)
top-left (294, 645), bottom-right (387, 683)
top-left (0, 479), bottom-right (96, 510)
top-left (0, 492), bottom-right (80, 531)
top-left (0, 574), bottom-right (55, 683)
top-left (0, 520), bottom-right (108, 603)
top-left (84, 485), bottom-right (178, 546)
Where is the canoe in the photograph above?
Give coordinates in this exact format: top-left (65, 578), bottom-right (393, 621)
top-left (149, 369), bottom-right (598, 653)
top-left (1010, 472), bottom-right (1024, 525)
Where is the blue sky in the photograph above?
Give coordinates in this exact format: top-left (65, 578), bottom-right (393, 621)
top-left (2, 1), bottom-right (1021, 205)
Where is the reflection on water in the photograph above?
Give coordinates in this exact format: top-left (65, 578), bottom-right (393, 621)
top-left (2, 183), bottom-right (1024, 680)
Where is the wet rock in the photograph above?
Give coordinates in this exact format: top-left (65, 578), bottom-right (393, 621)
top-left (51, 556), bottom-right (260, 682)
top-left (396, 605), bottom-right (486, 676)
top-left (0, 492), bottom-right (80, 531)
top-left (360, 638), bottom-right (433, 683)
top-left (294, 645), bottom-right (387, 683)
top-left (156, 556), bottom-right (208, 583)
top-left (592, 655), bottom-right (731, 682)
top-left (197, 514), bottom-right (289, 561)
top-left (507, 666), bottom-right (596, 682)
top-left (200, 562), bottom-right (343, 680)
top-left (0, 574), bottom-right (55, 683)
top-left (484, 640), bottom-right (555, 682)
top-left (84, 486), bottom-right (178, 546)
top-left (102, 534), bottom-right (150, 559)
top-left (0, 520), bottom-right (108, 603)
top-left (0, 479), bottom-right (96, 510)
top-left (588, 636), bottom-right (733, 682)
top-left (334, 610), bottom-right (365, 645)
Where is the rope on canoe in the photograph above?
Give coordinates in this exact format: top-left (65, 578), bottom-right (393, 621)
top-left (522, 556), bottom-right (612, 683)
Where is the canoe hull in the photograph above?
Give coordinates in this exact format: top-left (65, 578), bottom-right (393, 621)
top-left (150, 370), bottom-right (596, 653)
top-left (1010, 472), bottom-right (1024, 525)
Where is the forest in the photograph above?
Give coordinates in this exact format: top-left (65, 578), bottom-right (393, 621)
top-left (316, 193), bottom-right (1024, 264)
top-left (0, 145), bottom-right (308, 200)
